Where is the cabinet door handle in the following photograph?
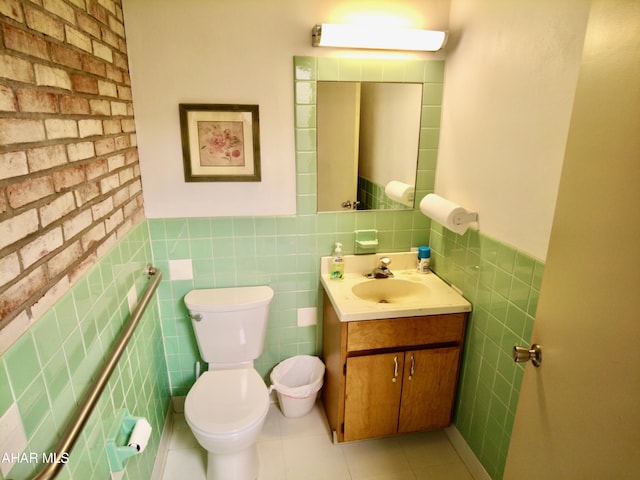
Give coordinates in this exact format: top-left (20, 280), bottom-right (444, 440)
top-left (392, 355), bottom-right (399, 383)
top-left (408, 354), bottom-right (415, 380)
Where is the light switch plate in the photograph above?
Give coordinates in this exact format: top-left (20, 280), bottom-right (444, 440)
top-left (297, 307), bottom-right (317, 327)
top-left (168, 259), bottom-right (193, 280)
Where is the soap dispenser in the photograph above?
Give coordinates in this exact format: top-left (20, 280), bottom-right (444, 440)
top-left (330, 242), bottom-right (344, 279)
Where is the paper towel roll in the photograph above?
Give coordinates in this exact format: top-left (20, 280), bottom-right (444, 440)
top-left (127, 418), bottom-right (152, 452)
top-left (419, 193), bottom-right (477, 235)
top-left (385, 181), bottom-right (414, 206)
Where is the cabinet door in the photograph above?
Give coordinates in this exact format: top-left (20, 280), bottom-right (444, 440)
top-left (398, 347), bottom-right (461, 433)
top-left (344, 353), bottom-right (404, 441)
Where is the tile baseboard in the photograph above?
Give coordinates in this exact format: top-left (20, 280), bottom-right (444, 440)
top-left (445, 425), bottom-right (492, 480)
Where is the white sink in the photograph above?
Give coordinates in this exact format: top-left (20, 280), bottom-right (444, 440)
top-left (352, 279), bottom-right (429, 304)
top-left (320, 252), bottom-right (472, 322)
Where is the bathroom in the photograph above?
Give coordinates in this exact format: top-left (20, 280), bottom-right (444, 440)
top-left (1, 0), bottom-right (638, 479)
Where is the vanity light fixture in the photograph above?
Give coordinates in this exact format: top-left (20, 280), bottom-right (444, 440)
top-left (311, 23), bottom-right (447, 52)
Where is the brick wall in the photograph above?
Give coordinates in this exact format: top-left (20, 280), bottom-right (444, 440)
top-left (0, 0), bottom-right (144, 340)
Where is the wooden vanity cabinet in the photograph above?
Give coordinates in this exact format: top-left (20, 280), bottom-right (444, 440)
top-left (322, 292), bottom-right (467, 442)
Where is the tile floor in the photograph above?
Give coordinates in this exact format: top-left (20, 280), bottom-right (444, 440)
top-left (159, 402), bottom-right (474, 480)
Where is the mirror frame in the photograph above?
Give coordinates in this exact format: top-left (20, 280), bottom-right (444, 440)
top-left (293, 56), bottom-right (445, 218)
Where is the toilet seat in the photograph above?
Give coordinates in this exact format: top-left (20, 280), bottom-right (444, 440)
top-left (185, 369), bottom-right (269, 435)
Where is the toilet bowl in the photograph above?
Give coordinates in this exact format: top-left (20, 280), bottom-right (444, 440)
top-left (183, 286), bottom-right (274, 480)
top-left (185, 368), bottom-right (269, 480)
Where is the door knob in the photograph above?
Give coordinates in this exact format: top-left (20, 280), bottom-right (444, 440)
top-left (341, 200), bottom-right (360, 209)
top-left (513, 344), bottom-right (542, 367)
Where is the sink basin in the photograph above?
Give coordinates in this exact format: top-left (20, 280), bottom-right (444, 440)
top-left (352, 279), bottom-right (428, 304)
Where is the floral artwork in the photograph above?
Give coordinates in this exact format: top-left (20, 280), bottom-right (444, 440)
top-left (197, 121), bottom-right (245, 167)
top-left (179, 104), bottom-right (260, 182)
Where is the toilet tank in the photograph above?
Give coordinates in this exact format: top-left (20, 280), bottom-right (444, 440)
top-left (184, 286), bottom-right (274, 366)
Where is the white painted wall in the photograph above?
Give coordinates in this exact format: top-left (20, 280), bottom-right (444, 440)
top-left (359, 82), bottom-right (423, 186)
top-left (122, 0), bottom-right (450, 218)
top-left (436, 0), bottom-right (591, 260)
top-left (123, 0), bottom-right (589, 259)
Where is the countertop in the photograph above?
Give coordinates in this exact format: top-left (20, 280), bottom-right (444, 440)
top-left (320, 252), bottom-right (472, 322)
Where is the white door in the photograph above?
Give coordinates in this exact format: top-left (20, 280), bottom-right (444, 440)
top-left (316, 81), bottom-right (360, 211)
top-left (504, 1), bottom-right (640, 478)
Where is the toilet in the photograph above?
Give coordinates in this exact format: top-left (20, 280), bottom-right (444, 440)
top-left (183, 286), bottom-right (274, 480)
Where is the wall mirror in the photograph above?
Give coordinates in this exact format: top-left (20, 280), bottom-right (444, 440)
top-left (293, 56), bottom-right (445, 217)
top-left (317, 81), bottom-right (423, 212)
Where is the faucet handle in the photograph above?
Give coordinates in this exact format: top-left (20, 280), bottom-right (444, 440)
top-left (365, 257), bottom-right (394, 279)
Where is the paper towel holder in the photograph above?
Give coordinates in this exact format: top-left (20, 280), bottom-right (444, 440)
top-left (451, 210), bottom-right (478, 228)
top-left (420, 193), bottom-right (479, 235)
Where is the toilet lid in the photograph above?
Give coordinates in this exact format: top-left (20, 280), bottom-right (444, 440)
top-left (185, 369), bottom-right (269, 435)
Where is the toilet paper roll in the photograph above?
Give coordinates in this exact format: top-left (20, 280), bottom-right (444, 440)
top-left (419, 193), bottom-right (477, 235)
top-left (384, 181), bottom-right (414, 206)
top-left (127, 418), bottom-right (152, 453)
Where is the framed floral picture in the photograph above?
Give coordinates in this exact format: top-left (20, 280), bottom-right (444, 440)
top-left (179, 104), bottom-right (261, 182)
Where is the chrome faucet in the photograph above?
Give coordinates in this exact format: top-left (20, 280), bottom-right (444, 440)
top-left (366, 257), bottom-right (394, 279)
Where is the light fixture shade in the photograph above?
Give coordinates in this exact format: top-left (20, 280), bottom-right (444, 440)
top-left (312, 24), bottom-right (447, 52)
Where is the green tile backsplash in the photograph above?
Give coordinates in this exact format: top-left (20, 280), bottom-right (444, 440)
top-left (149, 211), bottom-right (430, 396)
top-left (0, 221), bottom-right (170, 480)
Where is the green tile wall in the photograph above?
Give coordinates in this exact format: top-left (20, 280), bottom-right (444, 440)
top-left (0, 221), bottom-right (170, 480)
top-left (149, 211), bottom-right (429, 396)
top-left (150, 56), bottom-right (445, 396)
top-left (429, 223), bottom-right (544, 479)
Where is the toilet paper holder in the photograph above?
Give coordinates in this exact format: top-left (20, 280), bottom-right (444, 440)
top-left (106, 409), bottom-right (152, 472)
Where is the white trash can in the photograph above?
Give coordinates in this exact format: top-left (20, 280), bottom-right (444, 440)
top-left (269, 355), bottom-right (325, 418)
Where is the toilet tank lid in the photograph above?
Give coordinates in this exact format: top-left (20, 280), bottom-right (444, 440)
top-left (185, 286), bottom-right (274, 313)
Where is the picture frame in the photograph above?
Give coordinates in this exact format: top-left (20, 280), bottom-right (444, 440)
top-left (179, 103), bottom-right (261, 182)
